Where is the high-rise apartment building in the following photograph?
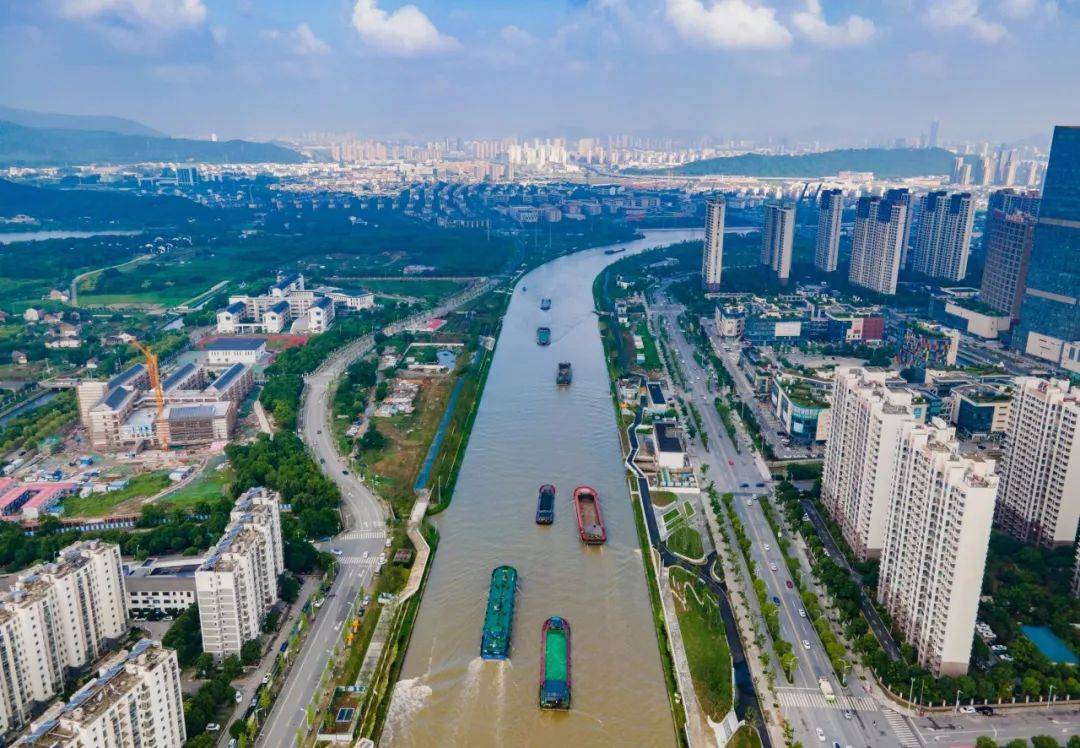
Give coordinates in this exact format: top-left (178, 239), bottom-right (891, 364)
top-left (878, 420), bottom-right (998, 677)
top-left (17, 640), bottom-right (186, 748)
top-left (886, 188), bottom-right (913, 269)
top-left (0, 541), bottom-right (129, 734)
top-left (910, 191), bottom-right (975, 281)
top-left (196, 487), bottom-right (284, 660)
top-left (1014, 126), bottom-right (1080, 366)
top-left (814, 189), bottom-right (843, 273)
top-left (761, 203), bottom-right (795, 283)
top-left (848, 194), bottom-right (907, 295)
top-left (821, 367), bottom-right (923, 561)
top-left (979, 189), bottom-right (1040, 318)
top-left (702, 198), bottom-right (725, 291)
top-left (995, 377), bottom-right (1080, 547)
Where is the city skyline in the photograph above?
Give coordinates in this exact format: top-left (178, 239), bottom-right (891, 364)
top-left (1, 1), bottom-right (1078, 143)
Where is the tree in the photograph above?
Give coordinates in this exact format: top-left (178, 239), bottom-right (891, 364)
top-left (976, 738), bottom-right (998, 748)
top-left (194, 652), bottom-right (215, 678)
top-left (230, 721), bottom-right (248, 740)
top-left (240, 638), bottom-right (261, 666)
top-left (222, 655), bottom-right (243, 680)
top-left (1032, 737), bottom-right (1061, 748)
top-left (161, 604), bottom-right (202, 667)
top-left (278, 572), bottom-right (300, 603)
top-left (361, 424), bottom-right (386, 451)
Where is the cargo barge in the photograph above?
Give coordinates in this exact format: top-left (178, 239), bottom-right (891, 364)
top-left (540, 297), bottom-right (552, 311)
top-left (604, 247), bottom-right (626, 255)
top-left (539, 616), bottom-right (571, 710)
top-left (480, 565), bottom-right (518, 660)
top-left (536, 327), bottom-right (551, 346)
top-left (535, 484), bottom-right (556, 524)
top-left (556, 362), bottom-right (572, 386)
top-left (573, 485), bottom-right (606, 544)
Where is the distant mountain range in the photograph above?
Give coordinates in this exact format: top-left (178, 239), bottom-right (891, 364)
top-left (0, 178), bottom-right (210, 225)
top-left (0, 105), bottom-right (165, 137)
top-left (636, 147), bottom-right (957, 179)
top-left (0, 119), bottom-right (305, 167)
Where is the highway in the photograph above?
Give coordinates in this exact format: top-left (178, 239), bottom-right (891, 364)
top-left (257, 279), bottom-right (496, 746)
top-left (652, 294), bottom-right (905, 748)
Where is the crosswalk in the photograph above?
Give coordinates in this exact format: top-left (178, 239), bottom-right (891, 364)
top-left (336, 530), bottom-right (386, 541)
top-left (882, 708), bottom-right (920, 747)
top-left (337, 556), bottom-right (380, 567)
top-left (776, 688), bottom-right (879, 712)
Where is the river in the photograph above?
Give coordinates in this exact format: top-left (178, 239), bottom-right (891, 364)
top-left (384, 229), bottom-right (702, 747)
top-left (0, 229), bottom-right (142, 245)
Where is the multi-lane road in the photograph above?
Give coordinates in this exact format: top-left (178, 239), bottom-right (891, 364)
top-left (653, 294), bottom-right (904, 748)
top-left (257, 280), bottom-right (496, 746)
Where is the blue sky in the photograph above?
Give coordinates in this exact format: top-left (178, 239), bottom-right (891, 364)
top-left (1, 0), bottom-right (1078, 144)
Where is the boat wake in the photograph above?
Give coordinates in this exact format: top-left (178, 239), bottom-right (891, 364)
top-left (383, 676), bottom-right (433, 743)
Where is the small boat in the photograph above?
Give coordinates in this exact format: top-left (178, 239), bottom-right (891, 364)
top-left (540, 298), bottom-right (552, 311)
top-left (604, 247), bottom-right (626, 255)
top-left (573, 486), bottom-right (606, 544)
top-left (480, 566), bottom-right (518, 660)
top-left (539, 616), bottom-right (571, 710)
top-left (536, 327), bottom-right (551, 346)
top-left (556, 362), bottom-right (572, 386)
top-left (536, 484), bottom-right (555, 524)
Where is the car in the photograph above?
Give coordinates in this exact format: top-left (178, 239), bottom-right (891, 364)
top-left (834, 742), bottom-right (843, 748)
top-left (802, 513), bottom-right (810, 522)
top-left (384, 538), bottom-right (392, 548)
top-left (769, 563), bottom-right (778, 571)
top-left (755, 482), bottom-right (766, 488)
top-left (739, 482), bottom-right (749, 488)
top-left (317, 429), bottom-right (322, 434)
top-left (798, 608), bottom-right (806, 618)
top-left (314, 598), bottom-right (324, 609)
top-left (342, 469), bottom-right (349, 475)
top-left (764, 543), bottom-right (770, 551)
top-left (786, 580), bottom-right (793, 589)
top-left (262, 674), bottom-right (270, 684)
top-left (728, 459), bottom-right (734, 466)
top-left (959, 706), bottom-right (976, 714)
top-left (320, 458), bottom-right (325, 464)
top-left (331, 548), bottom-right (343, 556)
top-left (816, 728), bottom-right (825, 742)
top-left (803, 639), bottom-right (811, 650)
top-left (771, 596), bottom-right (780, 604)
top-left (362, 595), bottom-right (372, 607)
top-left (822, 548), bottom-right (831, 557)
top-left (234, 691), bottom-right (243, 703)
top-left (206, 723), bottom-right (221, 732)
top-left (843, 710), bottom-right (853, 720)
top-left (975, 706), bottom-right (995, 716)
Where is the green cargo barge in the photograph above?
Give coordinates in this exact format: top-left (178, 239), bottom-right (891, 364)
top-left (539, 616), bottom-right (571, 710)
top-left (480, 565), bottom-right (518, 660)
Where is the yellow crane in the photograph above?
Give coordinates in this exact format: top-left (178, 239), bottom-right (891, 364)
top-left (130, 340), bottom-right (168, 450)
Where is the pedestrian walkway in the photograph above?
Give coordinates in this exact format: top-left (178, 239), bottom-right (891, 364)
top-left (776, 688), bottom-right (878, 712)
top-left (882, 708), bottom-right (921, 747)
top-left (336, 529), bottom-right (387, 541)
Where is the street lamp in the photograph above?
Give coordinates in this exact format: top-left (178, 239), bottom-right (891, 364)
top-left (1047, 683), bottom-right (1055, 711)
top-left (954, 688), bottom-right (962, 712)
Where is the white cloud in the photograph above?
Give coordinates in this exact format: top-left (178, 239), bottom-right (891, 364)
top-left (56, 0), bottom-right (206, 31)
top-left (924, 0), bottom-right (1006, 42)
top-left (791, 0), bottom-right (875, 47)
top-left (351, 0), bottom-right (459, 56)
top-left (293, 23), bottom-right (329, 55)
top-left (997, 0), bottom-right (1057, 20)
top-left (665, 0), bottom-right (792, 50)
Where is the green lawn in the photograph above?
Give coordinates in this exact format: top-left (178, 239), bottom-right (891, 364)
top-left (160, 464), bottom-right (233, 508)
top-left (662, 507), bottom-right (682, 525)
top-left (667, 525), bottom-right (705, 560)
top-left (728, 724), bottom-right (762, 748)
top-left (635, 320), bottom-right (663, 371)
top-left (682, 502), bottom-right (696, 518)
top-left (652, 490), bottom-right (679, 507)
top-left (62, 471), bottom-right (172, 517)
top-left (670, 567), bottom-right (734, 719)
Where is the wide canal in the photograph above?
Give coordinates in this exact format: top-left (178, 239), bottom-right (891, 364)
top-left (385, 229), bottom-right (702, 747)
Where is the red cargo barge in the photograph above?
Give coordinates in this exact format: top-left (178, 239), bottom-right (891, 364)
top-left (572, 486), bottom-right (606, 544)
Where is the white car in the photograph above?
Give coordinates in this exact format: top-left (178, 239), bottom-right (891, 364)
top-left (206, 723), bottom-right (221, 732)
top-left (770, 563), bottom-right (778, 571)
top-left (959, 706), bottom-right (976, 714)
top-left (816, 728), bottom-right (825, 742)
top-left (763, 543), bottom-right (770, 551)
top-left (234, 691), bottom-right (243, 703)
top-left (331, 548), bottom-right (344, 556)
top-left (798, 608), bottom-right (806, 618)
top-left (384, 538), bottom-right (392, 548)
top-left (803, 639), bottom-right (811, 650)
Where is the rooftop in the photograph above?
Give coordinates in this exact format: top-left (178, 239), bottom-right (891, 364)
top-left (204, 337), bottom-right (266, 352)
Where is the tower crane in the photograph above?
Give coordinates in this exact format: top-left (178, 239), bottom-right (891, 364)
top-left (130, 340), bottom-right (168, 450)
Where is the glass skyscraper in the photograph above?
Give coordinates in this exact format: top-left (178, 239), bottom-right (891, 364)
top-left (1014, 126), bottom-right (1080, 363)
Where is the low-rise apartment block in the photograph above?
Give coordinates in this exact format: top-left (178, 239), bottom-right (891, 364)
top-left (17, 640), bottom-right (185, 748)
top-left (216, 273), bottom-right (340, 334)
top-left (196, 487), bottom-right (283, 660)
